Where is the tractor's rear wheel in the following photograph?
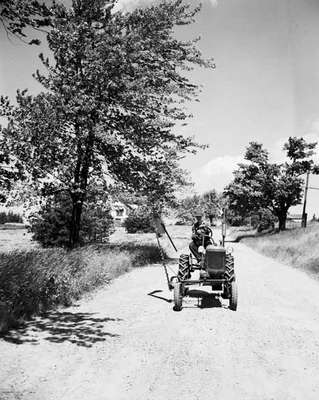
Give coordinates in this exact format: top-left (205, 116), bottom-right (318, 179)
top-left (173, 282), bottom-right (183, 311)
top-left (224, 254), bottom-right (235, 282)
top-left (229, 281), bottom-right (238, 311)
top-left (178, 254), bottom-right (191, 281)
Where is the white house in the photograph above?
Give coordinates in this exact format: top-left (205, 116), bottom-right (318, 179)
top-left (110, 201), bottom-right (138, 225)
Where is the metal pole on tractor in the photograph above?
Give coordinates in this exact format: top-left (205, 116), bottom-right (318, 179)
top-left (222, 208), bottom-right (227, 246)
top-left (152, 215), bottom-right (178, 291)
top-left (302, 170), bottom-right (310, 228)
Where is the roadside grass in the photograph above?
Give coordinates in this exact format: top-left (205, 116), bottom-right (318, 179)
top-left (0, 240), bottom-right (163, 333)
top-left (227, 226), bottom-right (257, 242)
top-left (243, 223), bottom-right (319, 277)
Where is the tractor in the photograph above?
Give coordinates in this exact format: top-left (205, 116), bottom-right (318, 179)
top-left (172, 225), bottom-right (238, 311)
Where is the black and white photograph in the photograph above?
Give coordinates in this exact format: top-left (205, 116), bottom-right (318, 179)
top-left (1, 0), bottom-right (319, 399)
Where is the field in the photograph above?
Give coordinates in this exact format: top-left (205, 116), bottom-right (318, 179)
top-left (243, 222), bottom-right (319, 278)
top-left (0, 228), bottom-right (38, 253)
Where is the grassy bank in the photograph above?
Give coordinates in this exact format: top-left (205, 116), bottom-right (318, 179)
top-left (243, 223), bottom-right (319, 277)
top-left (0, 241), bottom-right (162, 333)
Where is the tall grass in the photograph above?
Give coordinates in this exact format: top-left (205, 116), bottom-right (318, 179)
top-left (243, 223), bottom-right (319, 277)
top-left (0, 242), bottom-right (162, 333)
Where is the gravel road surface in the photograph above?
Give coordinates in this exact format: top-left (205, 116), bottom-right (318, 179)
top-left (1, 243), bottom-right (319, 400)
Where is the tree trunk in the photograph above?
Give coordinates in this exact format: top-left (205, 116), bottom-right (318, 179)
top-left (278, 212), bottom-right (287, 231)
top-left (69, 128), bottom-right (83, 248)
top-left (208, 215), bottom-right (213, 226)
top-left (70, 196), bottom-right (83, 248)
top-left (69, 130), bottom-right (95, 248)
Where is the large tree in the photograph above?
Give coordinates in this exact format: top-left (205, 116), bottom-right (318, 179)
top-left (224, 138), bottom-right (319, 231)
top-left (1, 0), bottom-right (213, 247)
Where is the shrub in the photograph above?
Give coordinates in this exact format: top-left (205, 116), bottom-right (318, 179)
top-left (29, 191), bottom-right (114, 247)
top-left (227, 212), bottom-right (246, 227)
top-left (124, 206), bottom-right (155, 233)
top-left (251, 209), bottom-right (276, 232)
top-left (0, 211), bottom-right (23, 224)
top-left (174, 211), bottom-right (194, 225)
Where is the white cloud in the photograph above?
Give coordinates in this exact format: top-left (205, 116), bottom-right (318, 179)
top-left (113, 0), bottom-right (218, 12)
top-left (270, 137), bottom-right (287, 164)
top-left (201, 155), bottom-right (243, 177)
top-left (209, 0), bottom-right (218, 7)
top-left (194, 155), bottom-right (243, 192)
top-left (113, 0), bottom-right (146, 12)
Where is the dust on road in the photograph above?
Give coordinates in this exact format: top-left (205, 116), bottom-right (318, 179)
top-left (1, 240), bottom-right (319, 400)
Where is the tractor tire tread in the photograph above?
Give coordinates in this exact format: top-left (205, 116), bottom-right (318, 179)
top-left (224, 254), bottom-right (235, 282)
top-left (229, 281), bottom-right (238, 311)
top-left (178, 254), bottom-right (191, 280)
top-left (173, 282), bottom-right (183, 311)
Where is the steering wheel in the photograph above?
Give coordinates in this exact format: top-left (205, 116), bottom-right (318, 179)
top-left (197, 225), bottom-right (213, 237)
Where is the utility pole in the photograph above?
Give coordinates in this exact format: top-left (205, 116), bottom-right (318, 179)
top-left (301, 170), bottom-right (310, 228)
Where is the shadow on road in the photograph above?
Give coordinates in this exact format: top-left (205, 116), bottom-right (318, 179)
top-left (148, 289), bottom-right (225, 309)
top-left (187, 289), bottom-right (223, 309)
top-left (148, 290), bottom-right (173, 303)
top-left (0, 311), bottom-right (121, 347)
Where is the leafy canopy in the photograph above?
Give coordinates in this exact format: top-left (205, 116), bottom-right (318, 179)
top-left (0, 0), bottom-right (52, 44)
top-left (0, 0), bottom-right (214, 245)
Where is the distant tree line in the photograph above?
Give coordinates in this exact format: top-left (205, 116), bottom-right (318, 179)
top-left (175, 189), bottom-right (221, 225)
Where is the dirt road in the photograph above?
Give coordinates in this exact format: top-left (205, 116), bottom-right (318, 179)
top-left (1, 242), bottom-right (319, 400)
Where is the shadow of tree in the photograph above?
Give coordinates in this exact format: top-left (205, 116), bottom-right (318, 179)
top-left (0, 311), bottom-right (122, 347)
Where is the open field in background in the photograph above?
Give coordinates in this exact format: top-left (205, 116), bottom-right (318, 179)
top-left (0, 229), bottom-right (38, 253)
top-left (110, 225), bottom-right (191, 258)
top-left (243, 222), bottom-right (319, 279)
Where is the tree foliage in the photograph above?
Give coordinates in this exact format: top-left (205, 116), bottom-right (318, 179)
top-left (175, 189), bottom-right (221, 225)
top-left (123, 206), bottom-right (155, 234)
top-left (0, 0), bottom-right (52, 44)
top-left (201, 189), bottom-right (221, 224)
top-left (29, 189), bottom-right (114, 247)
top-left (0, 0), bottom-right (213, 247)
top-left (224, 137), bottom-right (319, 230)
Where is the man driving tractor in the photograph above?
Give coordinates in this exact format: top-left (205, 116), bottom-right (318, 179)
top-left (189, 210), bottom-right (216, 261)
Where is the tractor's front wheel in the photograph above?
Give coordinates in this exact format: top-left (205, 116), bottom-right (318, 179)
top-left (178, 254), bottom-right (191, 281)
top-left (229, 281), bottom-right (238, 311)
top-left (173, 282), bottom-right (183, 311)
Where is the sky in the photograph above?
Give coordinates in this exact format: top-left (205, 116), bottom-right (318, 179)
top-left (1, 0), bottom-right (319, 215)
